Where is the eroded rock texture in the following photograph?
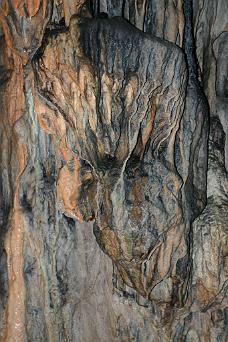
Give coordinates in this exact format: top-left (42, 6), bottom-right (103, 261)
top-left (0, 0), bottom-right (227, 341)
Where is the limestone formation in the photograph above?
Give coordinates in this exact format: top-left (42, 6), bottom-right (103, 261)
top-left (0, 1), bottom-right (227, 341)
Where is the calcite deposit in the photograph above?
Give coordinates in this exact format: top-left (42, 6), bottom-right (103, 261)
top-left (0, 1), bottom-right (227, 341)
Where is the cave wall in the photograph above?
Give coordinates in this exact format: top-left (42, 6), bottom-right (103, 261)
top-left (0, 1), bottom-right (227, 341)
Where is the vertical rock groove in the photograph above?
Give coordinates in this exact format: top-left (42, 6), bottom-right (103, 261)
top-left (0, 0), bottom-right (227, 341)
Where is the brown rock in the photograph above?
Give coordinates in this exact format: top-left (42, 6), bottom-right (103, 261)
top-left (0, 1), bottom-right (227, 341)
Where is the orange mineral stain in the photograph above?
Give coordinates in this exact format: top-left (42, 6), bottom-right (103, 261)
top-left (56, 157), bottom-right (83, 222)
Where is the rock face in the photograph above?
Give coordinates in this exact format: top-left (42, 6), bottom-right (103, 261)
top-left (0, 1), bottom-right (227, 341)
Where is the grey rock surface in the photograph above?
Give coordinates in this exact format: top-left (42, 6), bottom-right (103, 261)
top-left (0, 0), bottom-right (227, 341)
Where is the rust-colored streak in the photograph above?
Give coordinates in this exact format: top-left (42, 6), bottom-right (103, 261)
top-left (0, 0), bottom-right (8, 16)
top-left (6, 0), bottom-right (43, 17)
top-left (26, 0), bottom-right (42, 18)
top-left (0, 0), bottom-right (48, 62)
top-left (142, 102), bottom-right (156, 148)
top-left (56, 157), bottom-right (83, 222)
top-left (9, 57), bottom-right (24, 124)
top-left (11, 0), bottom-right (21, 10)
top-left (63, 0), bottom-right (87, 26)
top-left (195, 279), bottom-right (217, 306)
top-left (0, 16), bottom-right (12, 50)
top-left (35, 93), bottom-right (85, 222)
top-left (100, 227), bottom-right (121, 262)
top-left (4, 143), bottom-right (27, 342)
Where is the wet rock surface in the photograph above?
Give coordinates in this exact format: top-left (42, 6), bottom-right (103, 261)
top-left (0, 0), bottom-right (227, 341)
